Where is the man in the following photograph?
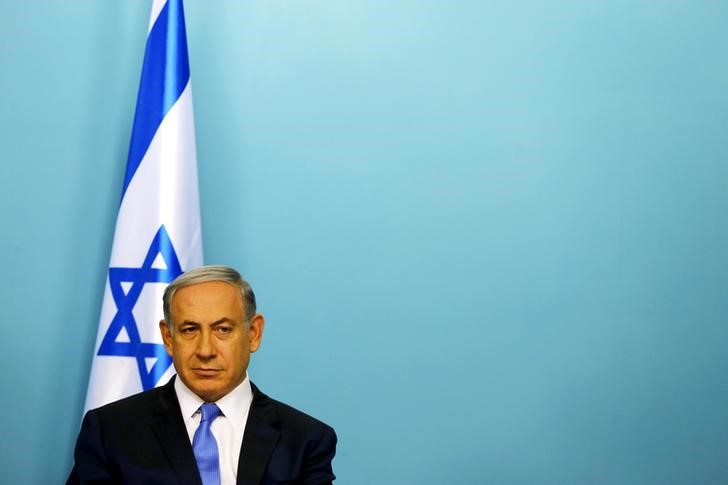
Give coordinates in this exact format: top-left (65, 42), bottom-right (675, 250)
top-left (68, 265), bottom-right (337, 484)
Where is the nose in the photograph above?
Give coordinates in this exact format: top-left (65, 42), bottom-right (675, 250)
top-left (195, 328), bottom-right (216, 359)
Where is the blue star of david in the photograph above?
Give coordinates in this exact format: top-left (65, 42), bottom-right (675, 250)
top-left (97, 225), bottom-right (183, 391)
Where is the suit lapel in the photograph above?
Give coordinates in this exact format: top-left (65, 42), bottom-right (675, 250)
top-left (236, 383), bottom-right (281, 485)
top-left (150, 378), bottom-right (203, 485)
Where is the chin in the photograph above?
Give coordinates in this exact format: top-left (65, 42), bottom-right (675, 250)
top-left (194, 386), bottom-right (222, 399)
top-left (183, 380), bottom-right (220, 400)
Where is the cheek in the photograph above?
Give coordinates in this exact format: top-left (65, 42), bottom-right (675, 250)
top-left (172, 342), bottom-right (194, 360)
top-left (230, 347), bottom-right (250, 367)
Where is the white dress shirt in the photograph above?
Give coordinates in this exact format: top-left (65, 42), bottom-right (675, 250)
top-left (174, 375), bottom-right (254, 485)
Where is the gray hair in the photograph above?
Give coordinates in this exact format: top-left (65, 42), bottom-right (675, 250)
top-left (162, 265), bottom-right (257, 329)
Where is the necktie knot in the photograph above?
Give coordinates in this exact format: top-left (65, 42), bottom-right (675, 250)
top-left (199, 402), bottom-right (222, 423)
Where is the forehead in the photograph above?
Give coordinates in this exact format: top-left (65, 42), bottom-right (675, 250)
top-left (171, 281), bottom-right (244, 319)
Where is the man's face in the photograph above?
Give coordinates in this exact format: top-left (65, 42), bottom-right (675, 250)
top-left (160, 281), bottom-right (264, 402)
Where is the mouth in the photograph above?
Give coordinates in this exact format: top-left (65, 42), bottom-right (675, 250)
top-left (192, 368), bottom-right (222, 377)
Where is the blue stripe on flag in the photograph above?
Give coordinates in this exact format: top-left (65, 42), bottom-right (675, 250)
top-left (121, 0), bottom-right (190, 200)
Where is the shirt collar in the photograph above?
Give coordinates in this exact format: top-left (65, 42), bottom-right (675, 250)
top-left (174, 374), bottom-right (253, 430)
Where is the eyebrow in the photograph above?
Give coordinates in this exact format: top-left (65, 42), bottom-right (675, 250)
top-left (178, 317), bottom-right (236, 326)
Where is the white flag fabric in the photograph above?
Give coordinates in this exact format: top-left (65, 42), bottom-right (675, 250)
top-left (84, 0), bottom-right (202, 412)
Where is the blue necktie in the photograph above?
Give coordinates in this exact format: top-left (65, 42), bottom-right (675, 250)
top-left (193, 403), bottom-right (223, 485)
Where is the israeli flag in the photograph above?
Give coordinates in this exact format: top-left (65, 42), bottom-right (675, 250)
top-left (84, 0), bottom-right (203, 411)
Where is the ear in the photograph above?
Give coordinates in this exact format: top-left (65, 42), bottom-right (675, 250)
top-left (159, 320), bottom-right (174, 356)
top-left (248, 314), bottom-right (265, 353)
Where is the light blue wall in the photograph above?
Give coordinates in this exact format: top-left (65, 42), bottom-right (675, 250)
top-left (2, 1), bottom-right (728, 483)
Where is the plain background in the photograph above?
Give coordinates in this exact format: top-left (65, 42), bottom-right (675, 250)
top-left (2, 1), bottom-right (728, 483)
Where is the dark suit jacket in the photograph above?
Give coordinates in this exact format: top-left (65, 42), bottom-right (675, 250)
top-left (67, 377), bottom-right (337, 484)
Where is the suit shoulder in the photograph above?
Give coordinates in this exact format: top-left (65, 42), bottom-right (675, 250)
top-left (253, 386), bottom-right (335, 439)
top-left (272, 397), bottom-right (334, 431)
top-left (86, 384), bottom-right (171, 421)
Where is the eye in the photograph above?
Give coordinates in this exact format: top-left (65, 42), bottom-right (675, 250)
top-left (216, 326), bottom-right (233, 335)
top-left (179, 326), bottom-right (197, 335)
